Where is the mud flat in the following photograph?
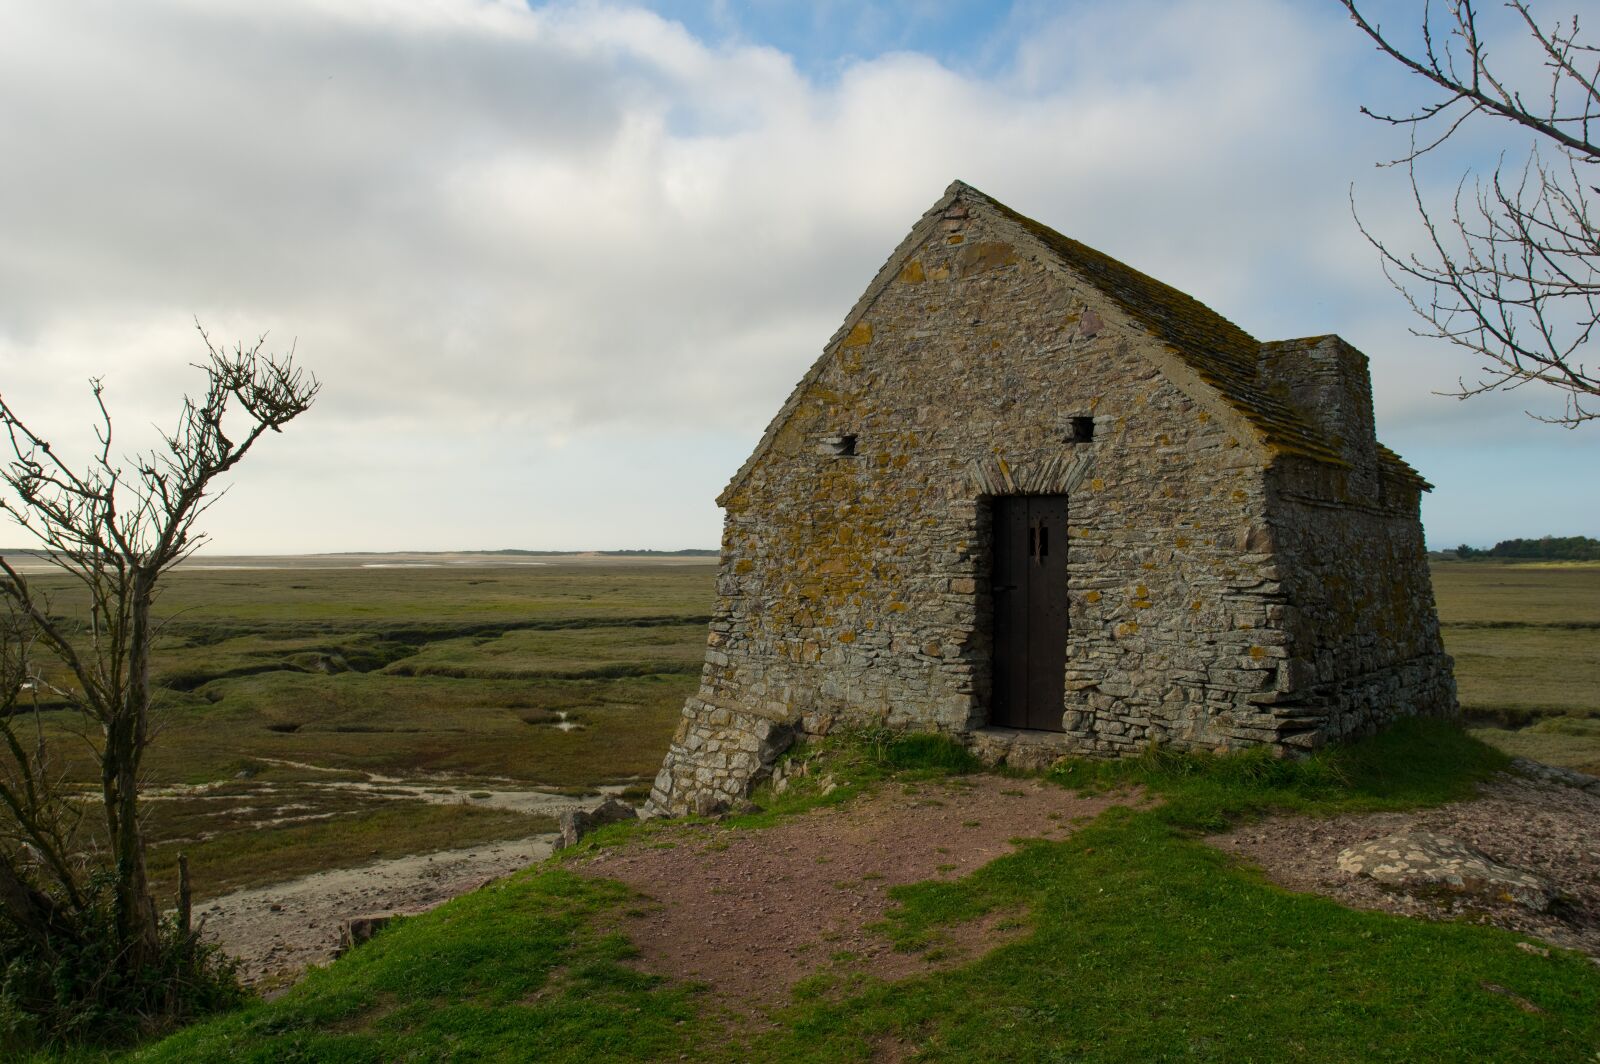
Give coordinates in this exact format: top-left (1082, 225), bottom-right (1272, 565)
top-left (201, 834), bottom-right (559, 988)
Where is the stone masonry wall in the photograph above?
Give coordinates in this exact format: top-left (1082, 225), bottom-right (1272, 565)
top-left (649, 199), bottom-right (1316, 815)
top-left (1262, 461), bottom-right (1457, 745)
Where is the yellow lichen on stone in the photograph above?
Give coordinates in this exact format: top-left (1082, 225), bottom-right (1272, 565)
top-left (899, 260), bottom-right (926, 284)
top-left (1191, 600), bottom-right (1203, 611)
top-left (1175, 535), bottom-right (1190, 549)
top-left (1115, 621), bottom-right (1140, 637)
top-left (1231, 490), bottom-right (1247, 502)
top-left (1091, 477), bottom-right (1105, 491)
top-left (843, 322), bottom-right (874, 347)
top-left (946, 233), bottom-right (965, 244)
top-left (960, 242), bottom-right (1018, 271)
top-left (1085, 590), bottom-right (1102, 603)
top-left (735, 559), bottom-right (753, 574)
top-left (838, 631), bottom-right (856, 644)
top-left (1249, 646), bottom-right (1266, 660)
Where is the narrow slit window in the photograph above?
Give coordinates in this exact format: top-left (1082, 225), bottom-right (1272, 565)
top-left (820, 434), bottom-right (857, 457)
top-left (1066, 416), bottom-right (1095, 443)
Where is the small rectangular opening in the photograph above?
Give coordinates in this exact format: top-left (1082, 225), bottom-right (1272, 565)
top-left (1066, 416), bottom-right (1095, 443)
top-left (820, 434), bottom-right (857, 457)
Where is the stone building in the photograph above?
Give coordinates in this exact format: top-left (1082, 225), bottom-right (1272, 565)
top-left (648, 181), bottom-right (1455, 816)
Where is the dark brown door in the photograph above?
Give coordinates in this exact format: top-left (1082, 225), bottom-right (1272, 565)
top-left (990, 495), bottom-right (1068, 731)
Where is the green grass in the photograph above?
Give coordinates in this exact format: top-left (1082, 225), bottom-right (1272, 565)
top-left (1431, 560), bottom-right (1600, 627)
top-left (1046, 716), bottom-right (1509, 832)
top-left (1432, 560), bottom-right (1600, 724)
top-left (385, 624), bottom-right (708, 680)
top-left (1431, 559), bottom-right (1600, 770)
top-left (14, 562), bottom-right (715, 915)
top-left (1470, 715), bottom-right (1600, 777)
top-left (21, 564), bottom-right (715, 631)
top-left (130, 721), bottom-right (1600, 1063)
top-left (136, 671), bottom-right (695, 785)
top-left (127, 870), bottom-right (702, 1064)
top-left (768, 813), bottom-right (1595, 1062)
top-left (1442, 625), bottom-right (1600, 720)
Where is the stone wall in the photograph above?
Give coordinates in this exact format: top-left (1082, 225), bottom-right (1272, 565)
top-left (647, 190), bottom-right (1455, 816)
top-left (1262, 463), bottom-right (1457, 745)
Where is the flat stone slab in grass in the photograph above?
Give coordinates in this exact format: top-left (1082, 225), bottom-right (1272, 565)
top-left (1337, 830), bottom-right (1553, 911)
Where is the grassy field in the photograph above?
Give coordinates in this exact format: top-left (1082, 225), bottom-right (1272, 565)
top-left (16, 559), bottom-right (717, 903)
top-left (11, 556), bottom-right (1600, 1059)
top-left (11, 555), bottom-right (1594, 905)
top-left (127, 724), bottom-right (1600, 1063)
top-left (1431, 560), bottom-right (1600, 774)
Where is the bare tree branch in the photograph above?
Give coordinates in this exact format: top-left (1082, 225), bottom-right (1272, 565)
top-left (1343, 0), bottom-right (1600, 426)
top-left (0, 324), bottom-right (317, 970)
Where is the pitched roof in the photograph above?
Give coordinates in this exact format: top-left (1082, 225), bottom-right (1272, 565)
top-left (720, 181), bottom-right (1426, 504)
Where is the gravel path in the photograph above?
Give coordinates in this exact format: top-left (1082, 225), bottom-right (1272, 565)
top-left (1209, 772), bottom-right (1600, 957)
top-left (574, 776), bottom-right (1140, 1012)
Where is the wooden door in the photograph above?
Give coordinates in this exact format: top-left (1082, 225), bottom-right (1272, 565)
top-left (990, 495), bottom-right (1068, 731)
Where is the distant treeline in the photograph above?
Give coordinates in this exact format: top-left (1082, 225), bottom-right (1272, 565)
top-left (1455, 536), bottom-right (1600, 560)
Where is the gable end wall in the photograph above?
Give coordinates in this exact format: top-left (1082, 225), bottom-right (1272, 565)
top-left (648, 205), bottom-right (1368, 815)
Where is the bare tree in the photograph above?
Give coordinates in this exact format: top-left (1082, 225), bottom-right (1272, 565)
top-left (0, 604), bottom-right (85, 953)
top-left (0, 325), bottom-right (318, 979)
top-left (1342, 0), bottom-right (1600, 426)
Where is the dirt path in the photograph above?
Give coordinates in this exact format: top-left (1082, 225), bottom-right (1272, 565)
top-left (200, 834), bottom-right (558, 987)
top-left (574, 775), bottom-right (1138, 1013)
top-left (1209, 772), bottom-right (1600, 957)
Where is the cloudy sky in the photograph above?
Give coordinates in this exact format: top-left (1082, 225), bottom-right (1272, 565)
top-left (1, 0), bottom-right (1594, 553)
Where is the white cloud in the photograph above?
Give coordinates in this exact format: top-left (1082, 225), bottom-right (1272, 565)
top-left (0, 0), bottom-right (1591, 551)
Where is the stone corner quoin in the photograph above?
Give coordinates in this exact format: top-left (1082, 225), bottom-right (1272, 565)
top-left (647, 180), bottom-right (1457, 818)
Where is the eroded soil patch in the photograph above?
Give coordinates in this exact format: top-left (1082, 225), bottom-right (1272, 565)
top-left (1209, 772), bottom-right (1600, 957)
top-left (201, 834), bottom-right (559, 988)
top-left (575, 775), bottom-right (1137, 1011)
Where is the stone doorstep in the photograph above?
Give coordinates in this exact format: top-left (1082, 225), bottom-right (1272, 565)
top-left (968, 727), bottom-right (1075, 773)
